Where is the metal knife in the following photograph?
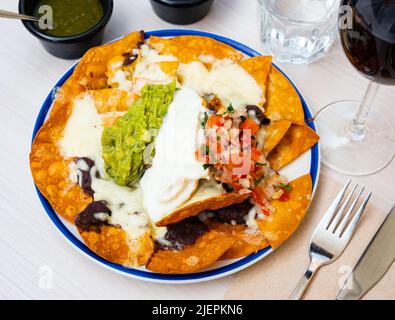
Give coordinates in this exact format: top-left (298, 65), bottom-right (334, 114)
top-left (337, 205), bottom-right (395, 300)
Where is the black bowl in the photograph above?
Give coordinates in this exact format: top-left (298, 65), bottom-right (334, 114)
top-left (19, 0), bottom-right (113, 59)
top-left (150, 0), bottom-right (214, 25)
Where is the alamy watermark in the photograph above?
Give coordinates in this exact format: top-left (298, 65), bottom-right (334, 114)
top-left (339, 5), bottom-right (353, 30)
top-left (338, 264), bottom-right (353, 290)
top-left (38, 265), bottom-right (53, 290)
top-left (36, 5), bottom-right (53, 30)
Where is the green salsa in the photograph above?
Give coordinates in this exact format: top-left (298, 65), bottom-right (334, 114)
top-left (34, 0), bottom-right (104, 37)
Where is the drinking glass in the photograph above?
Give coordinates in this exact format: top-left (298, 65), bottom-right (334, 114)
top-left (315, 0), bottom-right (395, 175)
top-left (258, 0), bottom-right (340, 64)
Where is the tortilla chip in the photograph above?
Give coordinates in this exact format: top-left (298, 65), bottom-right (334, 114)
top-left (159, 60), bottom-right (180, 76)
top-left (30, 147), bottom-right (91, 223)
top-left (207, 221), bottom-right (269, 259)
top-left (267, 124), bottom-right (319, 170)
top-left (102, 115), bottom-right (122, 128)
top-left (240, 56), bottom-right (272, 105)
top-left (265, 67), bottom-right (305, 125)
top-left (79, 226), bottom-right (154, 267)
top-left (89, 88), bottom-right (134, 113)
top-left (148, 35), bottom-right (244, 65)
top-left (146, 230), bottom-right (235, 273)
top-left (156, 192), bottom-right (251, 227)
top-left (263, 120), bottom-right (292, 154)
top-left (257, 174), bottom-right (312, 248)
top-left (73, 31), bottom-right (144, 90)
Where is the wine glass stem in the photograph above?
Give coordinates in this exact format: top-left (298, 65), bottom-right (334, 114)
top-left (349, 81), bottom-right (379, 140)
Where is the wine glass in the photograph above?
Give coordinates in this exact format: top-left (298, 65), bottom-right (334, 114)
top-left (315, 0), bottom-right (395, 175)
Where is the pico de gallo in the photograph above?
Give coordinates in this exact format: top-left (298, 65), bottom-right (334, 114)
top-left (196, 95), bottom-right (292, 216)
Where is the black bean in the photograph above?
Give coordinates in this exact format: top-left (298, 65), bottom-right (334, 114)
top-left (212, 200), bottom-right (254, 225)
top-left (75, 201), bottom-right (111, 233)
top-left (246, 105), bottom-right (265, 124)
top-left (222, 183), bottom-right (234, 193)
top-left (122, 52), bottom-right (138, 66)
top-left (155, 217), bottom-right (208, 251)
top-left (75, 157), bottom-right (99, 197)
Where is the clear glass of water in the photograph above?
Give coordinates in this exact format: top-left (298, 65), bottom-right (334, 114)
top-left (258, 0), bottom-right (340, 64)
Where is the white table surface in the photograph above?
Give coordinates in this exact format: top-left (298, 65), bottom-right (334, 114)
top-left (0, 0), bottom-right (394, 300)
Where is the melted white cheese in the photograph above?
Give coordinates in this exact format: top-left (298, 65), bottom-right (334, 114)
top-left (140, 87), bottom-right (209, 222)
top-left (92, 178), bottom-right (149, 239)
top-left (244, 205), bottom-right (259, 231)
top-left (111, 69), bottom-right (134, 92)
top-left (59, 94), bottom-right (103, 161)
top-left (133, 45), bottom-right (177, 92)
top-left (60, 94), bottom-right (150, 240)
top-left (178, 59), bottom-right (263, 107)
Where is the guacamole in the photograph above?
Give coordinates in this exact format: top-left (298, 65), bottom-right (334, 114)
top-left (102, 82), bottom-right (176, 186)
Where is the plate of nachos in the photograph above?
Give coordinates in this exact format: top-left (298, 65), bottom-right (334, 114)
top-left (30, 29), bottom-right (320, 283)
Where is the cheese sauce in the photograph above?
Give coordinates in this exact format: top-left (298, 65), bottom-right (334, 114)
top-left (59, 94), bottom-right (103, 161)
top-left (178, 59), bottom-right (263, 107)
top-left (133, 45), bottom-right (178, 92)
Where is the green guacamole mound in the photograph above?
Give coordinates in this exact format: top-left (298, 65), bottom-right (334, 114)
top-left (101, 82), bottom-right (176, 186)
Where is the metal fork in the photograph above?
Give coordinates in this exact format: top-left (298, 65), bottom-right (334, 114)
top-left (289, 180), bottom-right (372, 300)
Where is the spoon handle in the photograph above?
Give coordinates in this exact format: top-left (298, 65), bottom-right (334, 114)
top-left (0, 9), bottom-right (39, 22)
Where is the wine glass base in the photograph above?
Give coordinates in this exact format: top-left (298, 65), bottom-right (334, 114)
top-left (315, 100), bottom-right (395, 176)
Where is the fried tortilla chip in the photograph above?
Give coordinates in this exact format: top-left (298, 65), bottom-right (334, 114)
top-left (30, 147), bottom-right (91, 222)
top-left (267, 124), bottom-right (319, 170)
top-left (148, 35), bottom-right (244, 65)
top-left (265, 67), bottom-right (305, 125)
top-left (207, 221), bottom-right (269, 260)
top-left (146, 230), bottom-right (235, 273)
top-left (263, 120), bottom-right (292, 154)
top-left (257, 174), bottom-right (312, 248)
top-left (73, 31), bottom-right (144, 90)
top-left (90, 88), bottom-right (135, 113)
top-left (79, 226), bottom-right (154, 267)
top-left (156, 191), bottom-right (251, 227)
top-left (240, 56), bottom-right (272, 105)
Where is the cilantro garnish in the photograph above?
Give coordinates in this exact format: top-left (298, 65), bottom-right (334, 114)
top-left (201, 144), bottom-right (209, 156)
top-left (274, 183), bottom-right (292, 192)
top-left (201, 112), bottom-right (209, 128)
top-left (254, 176), bottom-right (264, 186)
top-left (256, 162), bottom-right (267, 166)
top-left (227, 103), bottom-right (234, 113)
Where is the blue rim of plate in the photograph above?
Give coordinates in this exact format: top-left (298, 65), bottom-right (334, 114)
top-left (32, 29), bottom-right (320, 283)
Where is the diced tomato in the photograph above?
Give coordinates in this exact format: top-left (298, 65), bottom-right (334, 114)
top-left (240, 118), bottom-right (260, 135)
top-left (251, 148), bottom-right (262, 162)
top-left (252, 187), bottom-right (271, 216)
top-left (262, 208), bottom-right (271, 216)
top-left (207, 114), bottom-right (224, 128)
top-left (279, 190), bottom-right (290, 201)
top-left (252, 186), bottom-right (265, 205)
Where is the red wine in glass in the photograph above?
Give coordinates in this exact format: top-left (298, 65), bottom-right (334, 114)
top-left (340, 0), bottom-right (395, 85)
top-left (315, 0), bottom-right (395, 175)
